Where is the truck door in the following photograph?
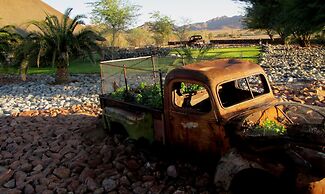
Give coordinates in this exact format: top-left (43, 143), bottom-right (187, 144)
top-left (165, 81), bottom-right (229, 155)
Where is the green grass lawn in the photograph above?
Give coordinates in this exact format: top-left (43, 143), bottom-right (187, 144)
top-left (170, 46), bottom-right (261, 62)
top-left (0, 46), bottom-right (261, 75)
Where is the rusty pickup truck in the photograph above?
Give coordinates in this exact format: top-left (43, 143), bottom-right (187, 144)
top-left (100, 59), bottom-right (325, 194)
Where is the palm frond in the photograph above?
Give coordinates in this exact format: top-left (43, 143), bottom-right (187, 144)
top-left (62, 8), bottom-right (73, 34)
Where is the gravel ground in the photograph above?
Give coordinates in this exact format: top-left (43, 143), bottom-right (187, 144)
top-left (0, 75), bottom-right (100, 117)
top-left (0, 106), bottom-right (215, 194)
top-left (260, 45), bottom-right (325, 83)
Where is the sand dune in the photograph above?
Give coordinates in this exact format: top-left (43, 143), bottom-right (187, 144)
top-left (0, 0), bottom-right (63, 29)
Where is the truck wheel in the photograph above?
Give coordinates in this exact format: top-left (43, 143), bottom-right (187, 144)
top-left (108, 122), bottom-right (129, 138)
top-left (135, 137), bottom-right (150, 147)
top-left (230, 168), bottom-right (286, 194)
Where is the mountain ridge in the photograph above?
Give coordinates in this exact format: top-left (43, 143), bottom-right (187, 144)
top-left (137, 15), bottom-right (244, 31)
top-left (186, 15), bottom-right (243, 31)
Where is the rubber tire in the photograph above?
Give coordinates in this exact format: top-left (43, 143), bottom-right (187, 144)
top-left (230, 168), bottom-right (286, 194)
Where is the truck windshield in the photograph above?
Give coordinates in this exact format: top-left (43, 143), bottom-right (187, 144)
top-left (218, 74), bottom-right (270, 108)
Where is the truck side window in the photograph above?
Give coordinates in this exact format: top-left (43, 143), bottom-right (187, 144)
top-left (172, 82), bottom-right (212, 113)
top-left (218, 74), bottom-right (270, 108)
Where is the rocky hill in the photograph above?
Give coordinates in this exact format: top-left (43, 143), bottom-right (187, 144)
top-left (186, 15), bottom-right (243, 31)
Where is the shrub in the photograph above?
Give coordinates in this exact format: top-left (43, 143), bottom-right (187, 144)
top-left (109, 82), bottom-right (163, 109)
top-left (254, 119), bottom-right (286, 136)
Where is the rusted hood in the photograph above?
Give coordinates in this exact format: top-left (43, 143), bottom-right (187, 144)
top-left (223, 100), bottom-right (277, 123)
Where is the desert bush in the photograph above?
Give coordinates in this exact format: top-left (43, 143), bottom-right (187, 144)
top-left (126, 28), bottom-right (153, 47)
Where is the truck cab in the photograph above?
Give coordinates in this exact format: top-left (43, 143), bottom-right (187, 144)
top-left (163, 59), bottom-right (276, 155)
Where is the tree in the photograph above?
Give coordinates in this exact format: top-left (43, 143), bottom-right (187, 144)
top-left (174, 18), bottom-right (191, 42)
top-left (126, 28), bottom-right (152, 47)
top-left (17, 8), bottom-right (104, 83)
top-left (89, 0), bottom-right (140, 47)
top-left (282, 0), bottom-right (325, 46)
top-left (0, 25), bottom-right (20, 66)
top-left (208, 32), bottom-right (214, 41)
top-left (15, 33), bottom-right (41, 81)
top-left (149, 12), bottom-right (174, 46)
top-left (238, 0), bottom-right (287, 41)
top-left (236, 0), bottom-right (325, 46)
top-left (0, 26), bottom-right (12, 65)
top-left (243, 1), bottom-right (277, 40)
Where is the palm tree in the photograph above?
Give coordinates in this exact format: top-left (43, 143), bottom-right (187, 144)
top-left (15, 31), bottom-right (42, 80)
top-left (19, 8), bottom-right (105, 83)
top-left (0, 25), bottom-right (20, 66)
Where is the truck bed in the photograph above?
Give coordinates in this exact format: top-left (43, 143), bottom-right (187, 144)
top-left (99, 94), bottom-right (163, 119)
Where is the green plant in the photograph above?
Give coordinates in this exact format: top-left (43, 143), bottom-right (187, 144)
top-left (254, 119), bottom-right (286, 135)
top-left (173, 45), bottom-right (212, 65)
top-left (180, 82), bottom-right (204, 94)
top-left (140, 84), bottom-right (162, 108)
top-left (110, 86), bottom-right (127, 100)
top-left (109, 82), bottom-right (163, 109)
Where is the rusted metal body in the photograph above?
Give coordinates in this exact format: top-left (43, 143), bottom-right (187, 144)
top-left (100, 59), bottom-right (325, 193)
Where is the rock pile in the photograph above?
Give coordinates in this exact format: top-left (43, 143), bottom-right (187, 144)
top-left (0, 106), bottom-right (215, 193)
top-left (272, 80), bottom-right (325, 107)
top-left (103, 47), bottom-right (171, 60)
top-left (259, 45), bottom-right (325, 83)
top-left (0, 74), bottom-right (100, 117)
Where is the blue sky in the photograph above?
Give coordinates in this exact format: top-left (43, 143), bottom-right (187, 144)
top-left (43, 0), bottom-right (245, 26)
